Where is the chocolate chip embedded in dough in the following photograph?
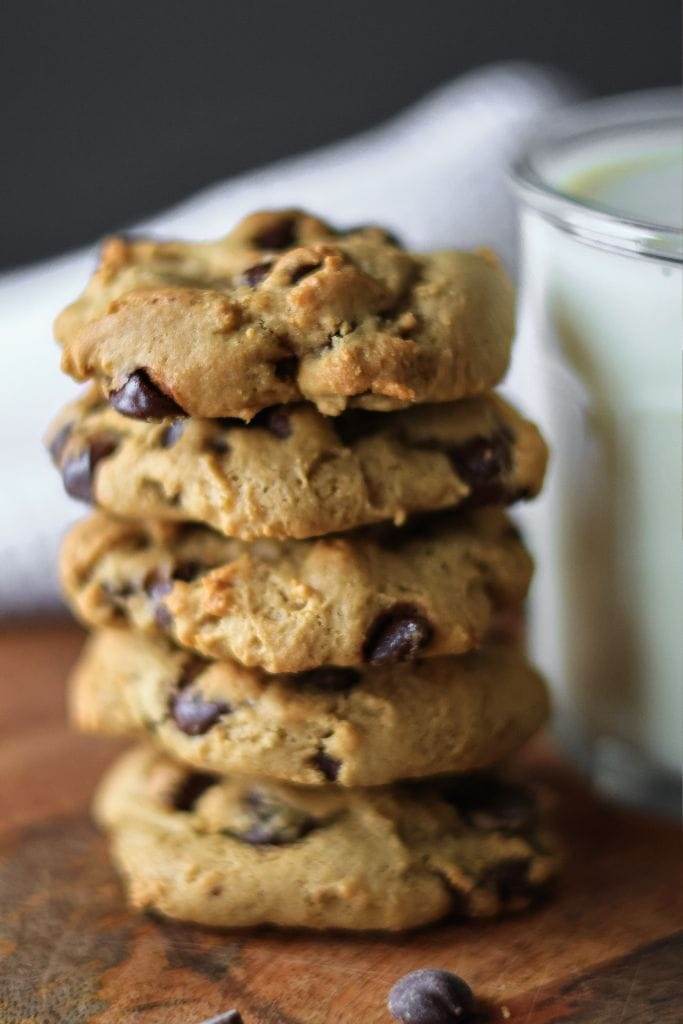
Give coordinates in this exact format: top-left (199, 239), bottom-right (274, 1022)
top-left (109, 369), bottom-right (187, 421)
top-left (363, 604), bottom-right (433, 664)
top-left (170, 688), bottom-right (231, 736)
top-left (61, 434), bottom-right (120, 502)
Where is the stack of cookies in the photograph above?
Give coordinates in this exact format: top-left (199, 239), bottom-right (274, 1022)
top-left (47, 210), bottom-right (560, 932)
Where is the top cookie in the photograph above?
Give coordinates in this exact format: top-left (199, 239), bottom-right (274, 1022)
top-left (54, 210), bottom-right (515, 420)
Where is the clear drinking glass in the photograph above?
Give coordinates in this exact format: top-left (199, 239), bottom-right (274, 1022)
top-left (509, 90), bottom-right (682, 815)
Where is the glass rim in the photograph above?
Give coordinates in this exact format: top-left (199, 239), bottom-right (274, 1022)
top-left (510, 89), bottom-right (683, 263)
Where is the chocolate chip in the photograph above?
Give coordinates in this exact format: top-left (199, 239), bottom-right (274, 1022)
top-left (388, 969), bottom-right (475, 1023)
top-left (440, 773), bottom-right (537, 833)
top-left (241, 261), bottom-right (273, 286)
top-left (253, 216), bottom-right (296, 250)
top-left (61, 435), bottom-right (119, 503)
top-left (273, 355), bottom-right (299, 382)
top-left (144, 571), bottom-right (174, 628)
top-left (234, 790), bottom-right (318, 846)
top-left (310, 750), bottom-right (341, 782)
top-left (251, 406), bottom-right (292, 439)
top-left (172, 771), bottom-right (218, 812)
top-left (159, 420), bottom-right (185, 448)
top-left (109, 369), bottom-right (187, 420)
top-left (47, 422), bottom-right (73, 464)
top-left (449, 431), bottom-right (513, 506)
top-left (363, 604), bottom-right (433, 664)
top-left (170, 688), bottom-right (231, 736)
top-left (291, 667), bottom-right (361, 693)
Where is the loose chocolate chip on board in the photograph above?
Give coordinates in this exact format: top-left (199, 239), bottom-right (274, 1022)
top-left (440, 773), bottom-right (537, 833)
top-left (159, 419), bottom-right (185, 448)
top-left (170, 689), bottom-right (231, 736)
top-left (363, 604), bottom-right (433, 664)
top-left (310, 750), bottom-right (342, 782)
top-left (61, 435), bottom-right (119, 502)
top-left (388, 968), bottom-right (475, 1023)
top-left (47, 421), bottom-right (73, 464)
top-left (109, 369), bottom-right (187, 420)
top-left (291, 667), bottom-right (361, 693)
top-left (172, 771), bottom-right (219, 812)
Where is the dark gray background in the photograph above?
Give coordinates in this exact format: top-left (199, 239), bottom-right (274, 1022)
top-left (2, 0), bottom-right (679, 270)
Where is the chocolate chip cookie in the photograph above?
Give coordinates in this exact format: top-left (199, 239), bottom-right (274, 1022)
top-left (54, 210), bottom-right (515, 420)
top-left (60, 509), bottom-right (532, 673)
top-left (95, 745), bottom-right (560, 930)
top-left (70, 628), bottom-right (549, 787)
top-left (47, 387), bottom-right (547, 539)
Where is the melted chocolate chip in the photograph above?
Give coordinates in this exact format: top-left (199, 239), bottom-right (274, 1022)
top-left (159, 419), bottom-right (185, 448)
top-left (253, 217), bottom-right (296, 250)
top-left (109, 369), bottom-right (187, 420)
top-left (449, 430), bottom-right (513, 506)
top-left (440, 773), bottom-right (537, 833)
top-left (170, 688), bottom-right (231, 736)
top-left (310, 750), bottom-right (341, 782)
top-left (273, 355), bottom-right (299, 382)
top-left (234, 790), bottom-right (318, 846)
top-left (291, 667), bottom-right (361, 693)
top-left (61, 435), bottom-right (120, 502)
top-left (388, 968), bottom-right (475, 1023)
top-left (48, 422), bottom-right (73, 464)
top-left (363, 604), bottom-right (433, 664)
top-left (241, 261), bottom-right (273, 286)
top-left (172, 771), bottom-right (218, 812)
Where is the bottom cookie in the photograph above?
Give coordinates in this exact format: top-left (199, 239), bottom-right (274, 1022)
top-left (95, 745), bottom-right (561, 932)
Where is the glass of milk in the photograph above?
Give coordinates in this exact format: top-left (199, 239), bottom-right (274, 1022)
top-left (510, 90), bottom-right (682, 814)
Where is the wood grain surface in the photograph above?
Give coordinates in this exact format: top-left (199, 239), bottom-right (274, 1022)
top-left (1, 620), bottom-right (681, 1024)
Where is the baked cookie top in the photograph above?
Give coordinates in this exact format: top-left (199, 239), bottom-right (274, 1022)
top-left (54, 210), bottom-right (515, 420)
top-left (95, 745), bottom-right (560, 931)
top-left (60, 509), bottom-right (532, 672)
top-left (71, 628), bottom-right (549, 787)
top-left (47, 388), bottom-right (547, 540)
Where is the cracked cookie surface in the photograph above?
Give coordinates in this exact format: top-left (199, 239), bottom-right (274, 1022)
top-left (71, 628), bottom-right (549, 787)
top-left (95, 745), bottom-right (560, 931)
top-left (47, 388), bottom-right (547, 539)
top-left (60, 509), bottom-right (532, 673)
top-left (54, 209), bottom-right (515, 420)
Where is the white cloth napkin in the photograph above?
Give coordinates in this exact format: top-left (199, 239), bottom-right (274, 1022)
top-left (0, 62), bottom-right (576, 613)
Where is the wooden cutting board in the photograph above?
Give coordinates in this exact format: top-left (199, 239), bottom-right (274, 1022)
top-left (1, 620), bottom-right (681, 1024)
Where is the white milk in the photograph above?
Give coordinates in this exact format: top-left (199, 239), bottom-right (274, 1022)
top-left (511, 94), bottom-right (682, 809)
